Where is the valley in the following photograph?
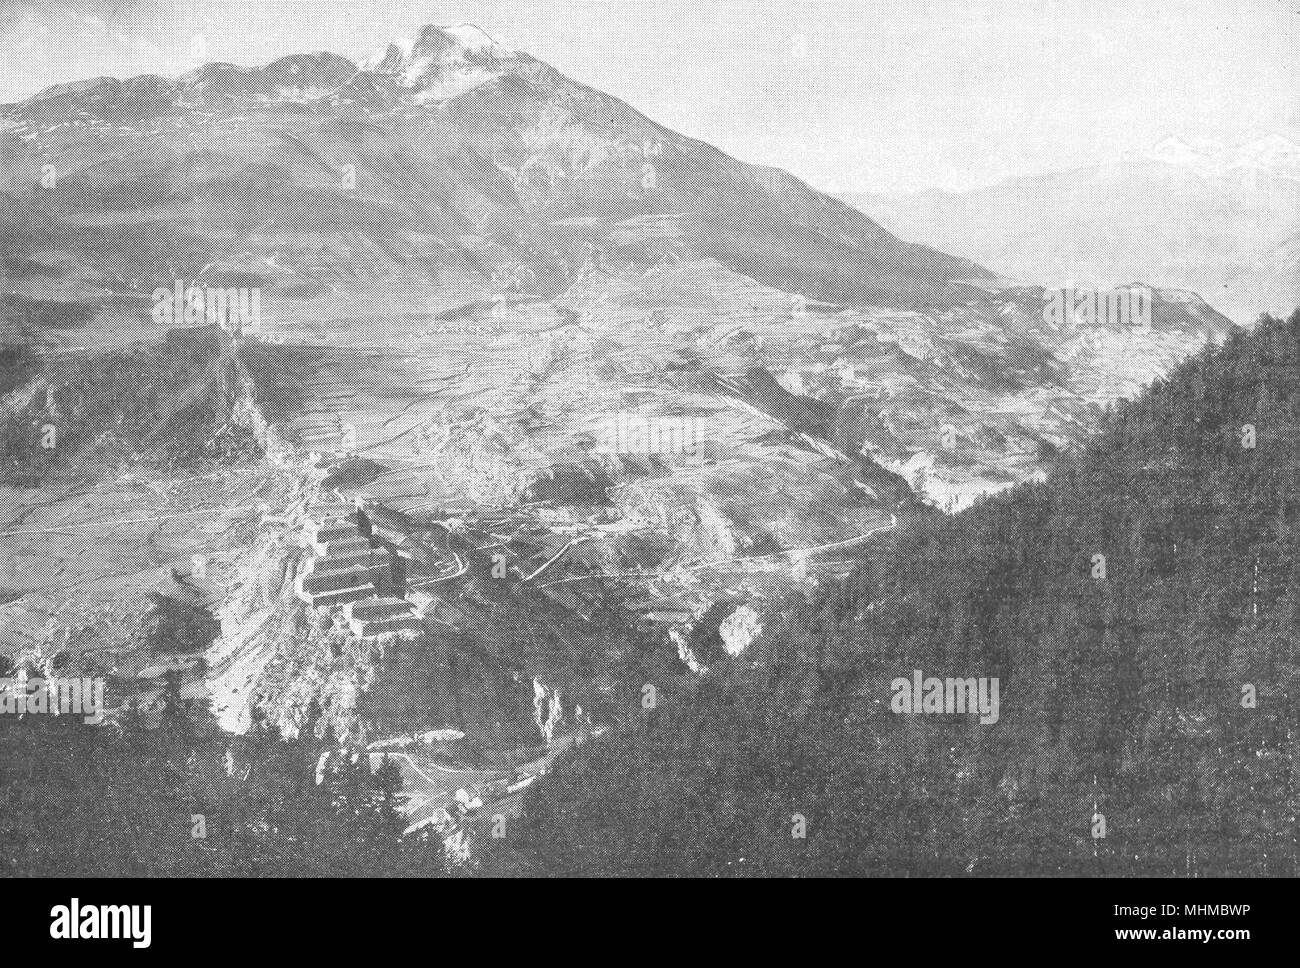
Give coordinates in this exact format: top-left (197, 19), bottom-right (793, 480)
top-left (0, 20), bottom-right (1259, 867)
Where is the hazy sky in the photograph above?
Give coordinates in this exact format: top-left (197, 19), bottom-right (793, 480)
top-left (1, 0), bottom-right (1295, 193)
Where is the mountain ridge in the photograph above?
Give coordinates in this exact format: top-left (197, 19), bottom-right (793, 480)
top-left (845, 131), bottom-right (1300, 325)
top-left (0, 22), bottom-right (997, 311)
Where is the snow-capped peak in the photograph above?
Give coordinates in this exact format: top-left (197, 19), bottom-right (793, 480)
top-left (1143, 135), bottom-right (1222, 172)
top-left (361, 23), bottom-right (511, 72)
top-left (358, 23), bottom-right (513, 101)
top-left (1143, 133), bottom-right (1300, 181)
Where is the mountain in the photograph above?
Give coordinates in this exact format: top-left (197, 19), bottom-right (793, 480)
top-left (0, 23), bottom-right (1277, 871)
top-left (0, 24), bottom-right (1233, 518)
top-left (0, 23), bottom-right (988, 310)
top-left (0, 26), bottom-right (1237, 759)
top-left (844, 132), bottom-right (1300, 326)
top-left (488, 310), bottom-right (1300, 877)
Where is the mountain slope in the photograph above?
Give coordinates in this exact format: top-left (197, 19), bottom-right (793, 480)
top-left (491, 309), bottom-right (1300, 877)
top-left (0, 24), bottom-right (989, 310)
top-left (0, 24), bottom-right (1234, 524)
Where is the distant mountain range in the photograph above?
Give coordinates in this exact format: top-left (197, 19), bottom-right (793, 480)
top-left (844, 132), bottom-right (1300, 326)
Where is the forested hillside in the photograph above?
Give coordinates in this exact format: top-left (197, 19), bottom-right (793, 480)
top-left (0, 677), bottom-right (444, 877)
top-left (4, 314), bottom-right (1296, 877)
top-left (493, 310), bottom-right (1300, 876)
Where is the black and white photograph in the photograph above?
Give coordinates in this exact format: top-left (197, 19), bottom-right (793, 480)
top-left (0, 0), bottom-right (1295, 925)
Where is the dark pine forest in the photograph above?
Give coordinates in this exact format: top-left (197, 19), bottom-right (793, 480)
top-left (491, 310), bottom-right (1300, 876)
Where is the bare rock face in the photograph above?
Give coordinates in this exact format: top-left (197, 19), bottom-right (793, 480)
top-left (719, 605), bottom-right (762, 657)
top-left (532, 678), bottom-right (563, 745)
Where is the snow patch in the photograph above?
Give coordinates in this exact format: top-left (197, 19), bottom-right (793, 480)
top-left (1143, 133), bottom-right (1300, 182)
top-left (443, 23), bottom-right (510, 54)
